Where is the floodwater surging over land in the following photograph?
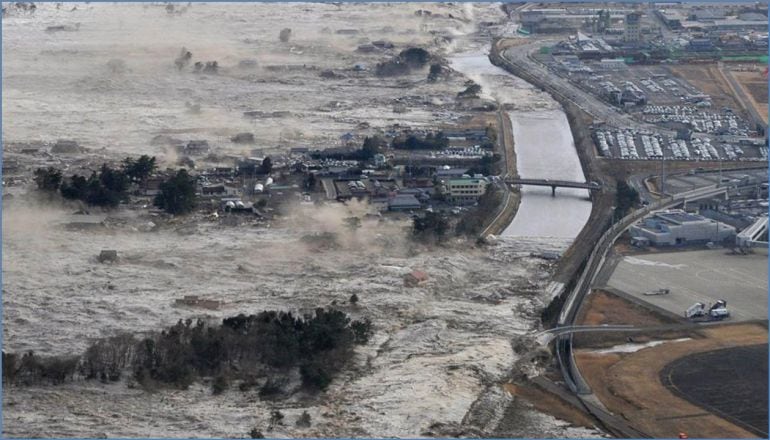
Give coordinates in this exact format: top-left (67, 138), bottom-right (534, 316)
top-left (3, 3), bottom-right (601, 438)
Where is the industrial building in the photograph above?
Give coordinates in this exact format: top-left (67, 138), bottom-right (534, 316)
top-left (687, 38), bottom-right (717, 52)
top-left (435, 167), bottom-right (469, 179)
top-left (630, 209), bottom-right (736, 246)
top-left (656, 8), bottom-right (685, 30)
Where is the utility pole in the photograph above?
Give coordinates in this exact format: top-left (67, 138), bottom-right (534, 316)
top-left (655, 158), bottom-right (666, 196)
top-left (718, 156), bottom-right (723, 187)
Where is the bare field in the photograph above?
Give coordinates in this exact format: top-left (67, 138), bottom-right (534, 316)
top-left (576, 323), bottom-right (768, 438)
top-left (576, 289), bottom-right (677, 327)
top-left (662, 344), bottom-right (768, 437)
top-left (668, 64), bottom-right (746, 119)
top-left (732, 70), bottom-right (769, 124)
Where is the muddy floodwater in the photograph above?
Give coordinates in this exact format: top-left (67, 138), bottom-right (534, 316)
top-left (3, 3), bottom-right (601, 438)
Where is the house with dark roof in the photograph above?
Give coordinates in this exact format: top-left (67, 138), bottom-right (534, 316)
top-left (388, 194), bottom-right (421, 211)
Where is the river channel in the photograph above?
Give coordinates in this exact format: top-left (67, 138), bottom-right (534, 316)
top-left (450, 51), bottom-right (592, 246)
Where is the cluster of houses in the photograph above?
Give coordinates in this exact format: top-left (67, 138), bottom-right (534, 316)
top-left (139, 157), bottom-right (491, 217)
top-left (322, 165), bottom-right (490, 213)
top-left (136, 126), bottom-right (496, 217)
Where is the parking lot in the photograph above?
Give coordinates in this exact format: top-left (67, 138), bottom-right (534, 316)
top-left (593, 127), bottom-right (767, 161)
top-left (575, 63), bottom-right (703, 107)
top-left (606, 249), bottom-right (768, 322)
top-left (542, 57), bottom-right (767, 161)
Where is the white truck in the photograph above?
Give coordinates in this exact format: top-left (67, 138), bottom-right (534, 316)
top-left (685, 300), bottom-right (730, 320)
top-left (708, 300), bottom-right (730, 320)
top-left (685, 302), bottom-right (705, 319)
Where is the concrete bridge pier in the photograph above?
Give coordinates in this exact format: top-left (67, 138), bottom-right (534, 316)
top-left (551, 185), bottom-right (557, 196)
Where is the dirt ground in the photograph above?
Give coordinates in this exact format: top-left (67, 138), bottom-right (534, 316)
top-left (732, 70), bottom-right (769, 124)
top-left (667, 64), bottom-right (747, 120)
top-left (576, 323), bottom-right (768, 438)
top-left (576, 289), bottom-right (677, 327)
top-left (484, 109), bottom-right (521, 236)
top-left (503, 383), bottom-right (597, 429)
top-left (601, 159), bottom-right (764, 178)
top-left (552, 100), bottom-right (615, 287)
top-left (661, 344), bottom-right (768, 437)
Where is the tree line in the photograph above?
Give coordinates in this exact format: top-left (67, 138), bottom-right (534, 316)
top-left (309, 136), bottom-right (385, 162)
top-left (3, 308), bottom-right (372, 395)
top-left (34, 155), bottom-right (156, 207)
top-left (34, 155), bottom-right (197, 215)
top-left (391, 131), bottom-right (449, 150)
top-left (312, 132), bottom-right (450, 162)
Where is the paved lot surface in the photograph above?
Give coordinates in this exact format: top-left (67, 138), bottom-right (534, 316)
top-left (663, 168), bottom-right (767, 194)
top-left (607, 249), bottom-right (768, 321)
top-left (661, 344), bottom-right (768, 437)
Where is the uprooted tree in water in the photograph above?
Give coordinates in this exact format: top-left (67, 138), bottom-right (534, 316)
top-left (174, 47), bottom-right (192, 70)
top-left (398, 47), bottom-right (430, 68)
top-left (376, 47), bottom-right (432, 77)
top-left (279, 28), bottom-right (292, 43)
top-left (193, 61), bottom-right (219, 73)
top-left (427, 63), bottom-right (449, 82)
top-left (457, 81), bottom-right (482, 99)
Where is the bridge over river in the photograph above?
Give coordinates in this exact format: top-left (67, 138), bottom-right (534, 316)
top-left (504, 178), bottom-right (601, 196)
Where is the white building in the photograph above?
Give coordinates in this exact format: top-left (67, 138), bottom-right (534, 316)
top-left (445, 178), bottom-right (488, 205)
top-left (599, 58), bottom-right (627, 70)
top-left (629, 209), bottom-right (736, 246)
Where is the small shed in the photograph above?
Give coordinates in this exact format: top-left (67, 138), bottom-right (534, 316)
top-left (231, 132), bottom-right (255, 144)
top-left (174, 295), bottom-right (222, 310)
top-left (98, 250), bottom-right (118, 263)
top-left (51, 140), bottom-right (80, 154)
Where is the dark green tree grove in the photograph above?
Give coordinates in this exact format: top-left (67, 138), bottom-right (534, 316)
top-left (154, 169), bottom-right (197, 215)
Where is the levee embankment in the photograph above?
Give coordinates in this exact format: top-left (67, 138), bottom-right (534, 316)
top-left (488, 38), bottom-right (616, 325)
